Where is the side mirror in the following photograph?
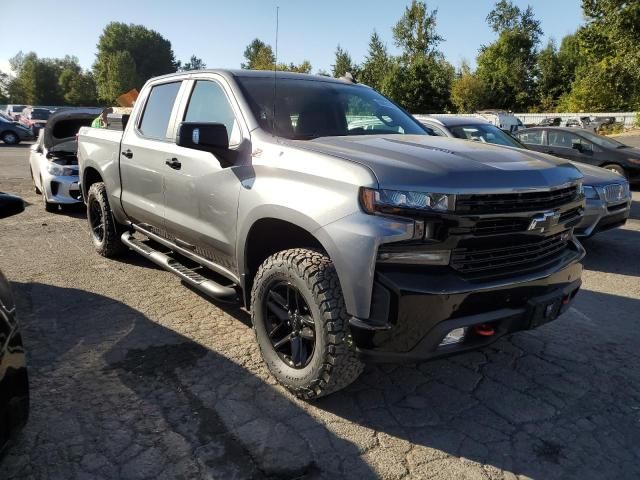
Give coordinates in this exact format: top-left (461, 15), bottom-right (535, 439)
top-left (0, 193), bottom-right (25, 219)
top-left (176, 122), bottom-right (229, 154)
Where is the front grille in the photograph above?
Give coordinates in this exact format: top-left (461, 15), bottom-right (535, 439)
top-left (603, 183), bottom-right (627, 203)
top-left (456, 185), bottom-right (579, 214)
top-left (472, 217), bottom-right (530, 236)
top-left (451, 231), bottom-right (571, 277)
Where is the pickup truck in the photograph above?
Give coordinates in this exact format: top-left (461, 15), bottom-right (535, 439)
top-left (78, 70), bottom-right (585, 399)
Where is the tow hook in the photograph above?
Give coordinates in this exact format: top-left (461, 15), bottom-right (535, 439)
top-left (473, 324), bottom-right (496, 337)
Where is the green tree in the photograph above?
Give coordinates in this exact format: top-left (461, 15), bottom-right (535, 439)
top-left (474, 0), bottom-right (542, 111)
top-left (382, 1), bottom-right (453, 113)
top-left (241, 39), bottom-right (275, 70)
top-left (7, 52), bottom-right (65, 105)
top-left (179, 55), bottom-right (207, 71)
top-left (359, 31), bottom-right (391, 90)
top-left (331, 45), bottom-right (357, 78)
top-left (94, 22), bottom-right (177, 100)
top-left (451, 61), bottom-right (485, 113)
top-left (0, 72), bottom-right (9, 103)
top-left (561, 0), bottom-right (640, 111)
top-left (535, 40), bottom-right (565, 111)
top-left (96, 51), bottom-right (137, 104)
top-left (392, 0), bottom-right (442, 60)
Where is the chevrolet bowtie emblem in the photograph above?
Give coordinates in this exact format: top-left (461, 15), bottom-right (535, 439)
top-left (528, 210), bottom-right (561, 233)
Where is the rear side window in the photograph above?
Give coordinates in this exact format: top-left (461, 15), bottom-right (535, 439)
top-left (516, 130), bottom-right (543, 145)
top-left (138, 82), bottom-right (181, 140)
top-left (184, 80), bottom-right (241, 145)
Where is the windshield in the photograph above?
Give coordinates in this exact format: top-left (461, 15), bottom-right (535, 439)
top-left (11, 105), bottom-right (26, 113)
top-left (578, 130), bottom-right (627, 149)
top-left (449, 124), bottom-right (523, 148)
top-left (235, 76), bottom-right (427, 140)
top-left (31, 109), bottom-right (51, 120)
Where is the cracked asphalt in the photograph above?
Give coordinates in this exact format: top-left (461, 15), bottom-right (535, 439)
top-left (1, 143), bottom-right (640, 479)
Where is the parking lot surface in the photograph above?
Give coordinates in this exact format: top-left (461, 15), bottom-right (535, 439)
top-left (1, 143), bottom-right (639, 479)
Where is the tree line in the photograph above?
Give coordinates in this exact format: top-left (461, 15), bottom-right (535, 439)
top-left (1, 0), bottom-right (638, 114)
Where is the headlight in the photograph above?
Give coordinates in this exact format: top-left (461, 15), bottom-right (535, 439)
top-left (360, 187), bottom-right (455, 214)
top-left (583, 185), bottom-right (600, 200)
top-left (46, 163), bottom-right (76, 176)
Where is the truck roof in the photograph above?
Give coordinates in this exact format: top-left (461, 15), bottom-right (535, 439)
top-left (148, 69), bottom-right (354, 85)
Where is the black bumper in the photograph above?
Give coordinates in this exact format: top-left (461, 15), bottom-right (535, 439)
top-left (350, 245), bottom-right (584, 363)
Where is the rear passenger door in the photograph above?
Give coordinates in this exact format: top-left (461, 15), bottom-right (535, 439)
top-left (515, 129), bottom-right (546, 154)
top-left (545, 130), bottom-right (596, 165)
top-left (120, 80), bottom-right (184, 233)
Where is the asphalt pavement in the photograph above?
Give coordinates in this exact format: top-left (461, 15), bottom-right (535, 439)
top-left (0, 141), bottom-right (639, 479)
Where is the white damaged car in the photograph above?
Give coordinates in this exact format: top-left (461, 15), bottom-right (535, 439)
top-left (29, 108), bottom-right (101, 212)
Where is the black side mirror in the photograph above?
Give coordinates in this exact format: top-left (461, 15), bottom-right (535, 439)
top-left (0, 193), bottom-right (25, 219)
top-left (176, 122), bottom-right (229, 154)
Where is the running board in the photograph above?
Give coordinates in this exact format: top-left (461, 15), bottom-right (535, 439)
top-left (121, 231), bottom-right (237, 301)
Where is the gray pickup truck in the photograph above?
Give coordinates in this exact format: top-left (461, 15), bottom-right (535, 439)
top-left (78, 70), bottom-right (585, 399)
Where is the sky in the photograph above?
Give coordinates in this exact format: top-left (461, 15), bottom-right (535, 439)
top-left (1, 0), bottom-right (584, 76)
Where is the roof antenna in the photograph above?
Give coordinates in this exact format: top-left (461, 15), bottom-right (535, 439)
top-left (272, 5), bottom-right (279, 137)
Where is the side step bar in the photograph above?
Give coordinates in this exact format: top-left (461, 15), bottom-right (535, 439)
top-left (121, 231), bottom-right (237, 301)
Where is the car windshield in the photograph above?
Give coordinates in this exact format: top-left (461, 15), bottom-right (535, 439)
top-left (235, 76), bottom-right (427, 140)
top-left (31, 110), bottom-right (51, 120)
top-left (449, 124), bottom-right (523, 148)
top-left (12, 105), bottom-right (26, 112)
top-left (577, 130), bottom-right (628, 149)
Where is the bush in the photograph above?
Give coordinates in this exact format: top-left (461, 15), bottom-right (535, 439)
top-left (598, 122), bottom-right (624, 135)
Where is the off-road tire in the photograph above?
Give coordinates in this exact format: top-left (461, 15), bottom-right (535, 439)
top-left (86, 182), bottom-right (126, 257)
top-left (601, 164), bottom-right (626, 178)
top-left (251, 248), bottom-right (364, 400)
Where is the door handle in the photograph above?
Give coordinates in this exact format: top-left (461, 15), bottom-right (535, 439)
top-left (121, 149), bottom-right (133, 159)
top-left (165, 158), bottom-right (182, 170)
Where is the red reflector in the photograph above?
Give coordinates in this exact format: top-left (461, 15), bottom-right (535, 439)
top-left (562, 296), bottom-right (570, 305)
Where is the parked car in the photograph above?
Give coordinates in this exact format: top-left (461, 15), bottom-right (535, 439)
top-left (29, 108), bottom-right (100, 212)
top-left (419, 116), bottom-right (631, 237)
top-left (0, 193), bottom-right (29, 458)
top-left (538, 117), bottom-right (562, 127)
top-left (4, 105), bottom-right (27, 121)
top-left (475, 109), bottom-right (523, 132)
top-left (514, 127), bottom-right (640, 182)
top-left (565, 117), bottom-right (595, 131)
top-left (19, 107), bottom-right (52, 138)
top-left (0, 115), bottom-right (34, 145)
top-left (78, 70), bottom-right (584, 399)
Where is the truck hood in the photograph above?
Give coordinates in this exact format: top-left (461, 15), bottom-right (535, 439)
top-left (294, 135), bottom-right (583, 193)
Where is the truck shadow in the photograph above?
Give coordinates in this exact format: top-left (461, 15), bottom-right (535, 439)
top-left (580, 227), bottom-right (640, 277)
top-left (1, 282), bottom-right (375, 480)
top-left (313, 288), bottom-right (640, 479)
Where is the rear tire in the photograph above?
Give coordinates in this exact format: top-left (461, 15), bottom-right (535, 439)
top-left (602, 164), bottom-right (626, 178)
top-left (251, 248), bottom-right (364, 400)
top-left (86, 182), bottom-right (126, 257)
top-left (1, 131), bottom-right (19, 145)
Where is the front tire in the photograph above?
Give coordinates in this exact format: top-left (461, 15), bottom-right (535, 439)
top-left (251, 248), bottom-right (364, 400)
top-left (86, 182), bottom-right (126, 257)
top-left (40, 176), bottom-right (57, 213)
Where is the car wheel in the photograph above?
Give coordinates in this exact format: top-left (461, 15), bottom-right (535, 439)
top-left (40, 176), bottom-right (57, 212)
top-left (602, 164), bottom-right (626, 178)
top-left (1, 131), bottom-right (19, 145)
top-left (86, 182), bottom-right (126, 257)
top-left (30, 167), bottom-right (41, 194)
top-left (251, 248), bottom-right (364, 400)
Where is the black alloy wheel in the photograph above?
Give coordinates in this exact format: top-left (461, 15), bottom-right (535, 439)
top-left (263, 281), bottom-right (316, 369)
top-left (88, 197), bottom-right (105, 243)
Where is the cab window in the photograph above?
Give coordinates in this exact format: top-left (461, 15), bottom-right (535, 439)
top-left (184, 80), bottom-right (241, 146)
top-left (138, 82), bottom-right (182, 140)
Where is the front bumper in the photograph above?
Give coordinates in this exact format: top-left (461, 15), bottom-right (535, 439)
top-left (350, 240), bottom-right (584, 362)
top-left (574, 197), bottom-right (630, 237)
top-left (42, 173), bottom-right (82, 205)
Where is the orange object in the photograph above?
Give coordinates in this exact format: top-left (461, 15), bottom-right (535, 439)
top-left (473, 324), bottom-right (495, 336)
top-left (116, 89), bottom-right (139, 108)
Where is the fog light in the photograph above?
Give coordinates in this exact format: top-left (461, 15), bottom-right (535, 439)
top-left (377, 250), bottom-right (451, 265)
top-left (439, 327), bottom-right (467, 346)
